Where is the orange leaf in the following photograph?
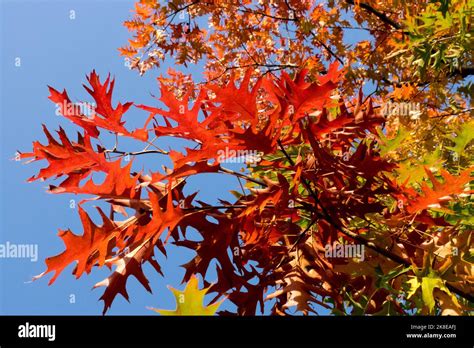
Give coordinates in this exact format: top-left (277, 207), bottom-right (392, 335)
top-left (403, 167), bottom-right (473, 214)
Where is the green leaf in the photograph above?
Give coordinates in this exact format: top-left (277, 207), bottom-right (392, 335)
top-left (375, 264), bottom-right (411, 291)
top-left (378, 127), bottom-right (411, 157)
top-left (446, 119), bottom-right (474, 157)
top-left (421, 275), bottom-right (445, 313)
top-left (408, 271), bottom-right (456, 314)
top-left (396, 147), bottom-right (443, 184)
top-left (346, 292), bottom-right (366, 315)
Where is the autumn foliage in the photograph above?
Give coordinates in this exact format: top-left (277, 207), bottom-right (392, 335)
top-left (20, 0), bottom-right (472, 315)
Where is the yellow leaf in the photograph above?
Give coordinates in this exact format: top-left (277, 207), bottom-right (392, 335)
top-left (406, 277), bottom-right (420, 299)
top-left (148, 275), bottom-right (225, 315)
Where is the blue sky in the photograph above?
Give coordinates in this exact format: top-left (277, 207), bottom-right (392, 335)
top-left (0, 0), bottom-right (244, 315)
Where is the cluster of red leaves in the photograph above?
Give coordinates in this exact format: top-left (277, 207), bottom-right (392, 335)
top-left (21, 65), bottom-right (472, 314)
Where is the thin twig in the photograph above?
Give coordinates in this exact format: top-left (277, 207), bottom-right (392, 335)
top-left (105, 149), bottom-right (168, 156)
top-left (219, 167), bottom-right (267, 186)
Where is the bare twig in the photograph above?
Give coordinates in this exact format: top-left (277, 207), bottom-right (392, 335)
top-left (219, 167), bottom-right (267, 186)
top-left (105, 149), bottom-right (168, 156)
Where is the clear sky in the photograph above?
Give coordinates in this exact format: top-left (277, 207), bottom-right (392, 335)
top-left (0, 0), bottom-right (245, 315)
